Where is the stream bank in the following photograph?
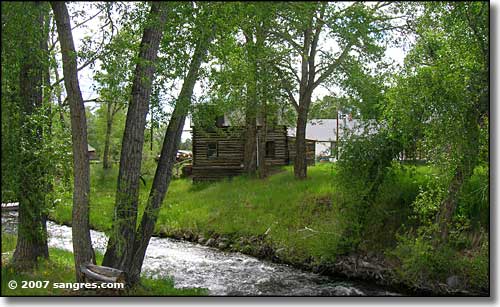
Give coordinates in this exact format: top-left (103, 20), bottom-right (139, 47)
top-left (161, 227), bottom-right (484, 296)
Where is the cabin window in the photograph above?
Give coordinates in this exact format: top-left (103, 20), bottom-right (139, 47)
top-left (265, 141), bottom-right (275, 158)
top-left (207, 142), bottom-right (218, 159)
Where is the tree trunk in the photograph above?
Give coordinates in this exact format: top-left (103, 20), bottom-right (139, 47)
top-left (103, 102), bottom-right (113, 169)
top-left (244, 105), bottom-right (258, 174)
top-left (51, 1), bottom-right (95, 281)
top-left (438, 168), bottom-right (465, 242)
top-left (437, 109), bottom-right (481, 242)
top-left (257, 107), bottom-right (267, 179)
top-left (243, 32), bottom-right (258, 175)
top-left (13, 2), bottom-right (49, 267)
top-left (294, 101), bottom-right (310, 179)
top-left (103, 2), bottom-right (168, 271)
top-left (127, 27), bottom-right (213, 285)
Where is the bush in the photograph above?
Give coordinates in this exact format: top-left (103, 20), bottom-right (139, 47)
top-left (334, 129), bottom-right (404, 251)
top-left (391, 232), bottom-right (489, 292)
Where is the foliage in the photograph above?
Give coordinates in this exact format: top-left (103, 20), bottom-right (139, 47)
top-left (334, 127), bottom-right (403, 249)
top-left (391, 229), bottom-right (488, 292)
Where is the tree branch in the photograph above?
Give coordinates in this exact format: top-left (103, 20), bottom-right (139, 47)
top-left (284, 86), bottom-right (299, 111)
top-left (275, 61), bottom-right (300, 83)
top-left (268, 30), bottom-right (303, 52)
top-left (312, 43), bottom-right (353, 89)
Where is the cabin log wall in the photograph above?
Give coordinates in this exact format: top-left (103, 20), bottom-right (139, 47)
top-left (192, 126), bottom-right (315, 181)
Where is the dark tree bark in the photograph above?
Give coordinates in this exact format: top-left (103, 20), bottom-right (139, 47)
top-left (103, 2), bottom-right (168, 271)
top-left (294, 102), bottom-right (310, 179)
top-left (244, 104), bottom-right (258, 174)
top-left (127, 27), bottom-right (213, 284)
top-left (13, 2), bottom-right (49, 268)
top-left (243, 31), bottom-right (258, 175)
top-left (51, 1), bottom-right (96, 281)
top-left (257, 105), bottom-right (267, 178)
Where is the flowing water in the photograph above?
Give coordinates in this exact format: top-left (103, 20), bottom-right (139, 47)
top-left (1, 211), bottom-right (398, 296)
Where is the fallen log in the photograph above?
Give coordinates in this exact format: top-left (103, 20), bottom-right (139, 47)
top-left (80, 263), bottom-right (127, 285)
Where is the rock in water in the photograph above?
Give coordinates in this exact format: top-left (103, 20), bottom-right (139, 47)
top-left (205, 238), bottom-right (215, 246)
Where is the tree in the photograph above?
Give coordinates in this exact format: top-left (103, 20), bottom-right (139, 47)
top-left (2, 1), bottom-right (51, 268)
top-left (178, 138), bottom-right (192, 151)
top-left (51, 1), bottom-right (96, 280)
top-left (102, 2), bottom-right (168, 271)
top-left (385, 2), bottom-right (488, 241)
top-left (272, 2), bottom-right (405, 179)
top-left (128, 8), bottom-right (215, 283)
top-left (240, 3), bottom-right (279, 178)
top-left (205, 2), bottom-right (284, 178)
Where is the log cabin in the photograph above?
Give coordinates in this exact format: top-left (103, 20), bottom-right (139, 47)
top-left (191, 116), bottom-right (315, 182)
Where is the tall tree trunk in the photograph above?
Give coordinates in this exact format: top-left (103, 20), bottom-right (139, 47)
top-left (244, 102), bottom-right (258, 174)
top-left (51, 1), bottom-right (95, 281)
top-left (294, 101), bottom-right (310, 179)
top-left (127, 28), bottom-right (213, 285)
top-left (257, 105), bottom-right (267, 179)
top-left (14, 1), bottom-right (49, 268)
top-left (255, 27), bottom-right (267, 178)
top-left (243, 32), bottom-right (258, 175)
top-left (103, 2), bottom-right (168, 271)
top-left (102, 102), bottom-right (113, 169)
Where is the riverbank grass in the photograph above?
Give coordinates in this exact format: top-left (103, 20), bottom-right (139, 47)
top-left (1, 233), bottom-right (206, 296)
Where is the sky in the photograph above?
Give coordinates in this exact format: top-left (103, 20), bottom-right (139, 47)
top-left (66, 2), bottom-right (409, 143)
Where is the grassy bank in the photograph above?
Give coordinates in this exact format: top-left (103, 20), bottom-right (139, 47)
top-left (1, 233), bottom-right (206, 296)
top-left (48, 162), bottom-right (488, 295)
top-left (50, 163), bottom-right (429, 261)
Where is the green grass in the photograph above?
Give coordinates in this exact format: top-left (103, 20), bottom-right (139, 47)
top-left (1, 233), bottom-right (206, 296)
top-left (49, 163), bottom-right (429, 263)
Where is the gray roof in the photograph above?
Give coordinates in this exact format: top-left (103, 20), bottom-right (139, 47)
top-left (287, 118), bottom-right (377, 141)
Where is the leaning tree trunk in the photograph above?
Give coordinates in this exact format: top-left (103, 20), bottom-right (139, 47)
top-left (103, 2), bottom-right (168, 271)
top-left (127, 28), bottom-right (213, 285)
top-left (51, 1), bottom-right (96, 281)
top-left (437, 108), bottom-right (481, 242)
top-left (102, 102), bottom-right (113, 169)
top-left (13, 1), bottom-right (49, 268)
top-left (438, 168), bottom-right (465, 242)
